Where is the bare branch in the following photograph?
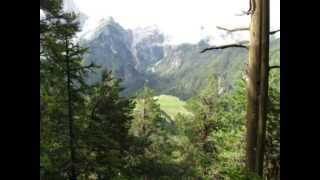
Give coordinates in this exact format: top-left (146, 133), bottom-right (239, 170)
top-left (235, 0), bottom-right (256, 16)
top-left (217, 26), bottom-right (249, 33)
top-left (200, 28), bottom-right (279, 54)
top-left (201, 44), bottom-right (248, 53)
top-left (270, 29), bottom-right (280, 35)
top-left (269, 65), bottom-right (280, 71)
top-left (247, 0), bottom-right (256, 15)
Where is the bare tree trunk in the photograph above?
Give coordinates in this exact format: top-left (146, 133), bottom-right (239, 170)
top-left (246, 0), bottom-right (262, 172)
top-left (256, 0), bottom-right (270, 176)
top-left (65, 38), bottom-right (77, 180)
top-left (199, 0), bottom-right (274, 176)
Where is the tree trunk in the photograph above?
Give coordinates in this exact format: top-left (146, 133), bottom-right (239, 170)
top-left (246, 0), bottom-right (263, 172)
top-left (256, 0), bottom-right (270, 176)
top-left (66, 38), bottom-right (77, 180)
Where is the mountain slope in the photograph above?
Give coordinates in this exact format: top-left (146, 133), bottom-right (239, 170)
top-left (82, 18), bottom-right (147, 95)
top-left (81, 18), bottom-right (280, 99)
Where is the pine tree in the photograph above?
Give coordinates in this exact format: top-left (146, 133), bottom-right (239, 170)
top-left (183, 76), bottom-right (221, 177)
top-left (81, 71), bottom-right (135, 178)
top-left (128, 87), bottom-right (179, 178)
top-left (40, 1), bottom-right (96, 178)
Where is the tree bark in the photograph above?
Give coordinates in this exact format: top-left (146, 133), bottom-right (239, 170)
top-left (65, 38), bottom-right (77, 180)
top-left (197, 0), bottom-right (273, 176)
top-left (256, 0), bottom-right (270, 176)
top-left (245, 0), bottom-right (262, 172)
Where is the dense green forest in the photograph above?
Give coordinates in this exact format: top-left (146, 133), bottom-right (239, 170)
top-left (40, 0), bottom-right (279, 179)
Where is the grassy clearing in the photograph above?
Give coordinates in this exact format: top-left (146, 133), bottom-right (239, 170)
top-left (154, 95), bottom-right (192, 119)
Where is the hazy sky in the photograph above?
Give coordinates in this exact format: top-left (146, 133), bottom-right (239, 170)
top-left (71, 0), bottom-right (280, 45)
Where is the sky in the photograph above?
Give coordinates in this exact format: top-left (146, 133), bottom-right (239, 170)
top-left (70, 0), bottom-right (280, 45)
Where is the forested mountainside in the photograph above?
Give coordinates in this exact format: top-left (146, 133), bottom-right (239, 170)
top-left (81, 17), bottom-right (280, 99)
top-left (41, 1), bottom-right (279, 179)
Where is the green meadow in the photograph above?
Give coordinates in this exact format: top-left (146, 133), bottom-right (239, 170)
top-left (154, 95), bottom-right (192, 119)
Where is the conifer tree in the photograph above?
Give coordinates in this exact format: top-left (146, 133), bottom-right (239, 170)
top-left (130, 87), bottom-right (165, 138)
top-left (128, 87), bottom-right (178, 178)
top-left (183, 76), bottom-right (221, 177)
top-left (40, 1), bottom-right (95, 179)
top-left (81, 71), bottom-right (135, 178)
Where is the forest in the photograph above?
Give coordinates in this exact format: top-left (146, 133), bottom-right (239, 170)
top-left (40, 0), bottom-right (279, 179)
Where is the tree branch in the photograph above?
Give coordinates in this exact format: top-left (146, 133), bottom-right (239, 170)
top-left (269, 65), bottom-right (280, 71)
top-left (247, 0), bottom-right (256, 15)
top-left (70, 62), bottom-right (98, 72)
top-left (69, 48), bottom-right (88, 57)
top-left (200, 28), bottom-right (279, 53)
top-left (270, 29), bottom-right (280, 35)
top-left (217, 26), bottom-right (249, 33)
top-left (201, 44), bottom-right (249, 53)
top-left (235, 0), bottom-right (256, 16)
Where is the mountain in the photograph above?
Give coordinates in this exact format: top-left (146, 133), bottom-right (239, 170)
top-left (81, 18), bottom-right (168, 96)
top-left (81, 17), bottom-right (280, 99)
top-left (130, 25), bottom-right (165, 72)
top-left (81, 18), bottom-right (147, 95)
top-left (147, 41), bottom-right (248, 99)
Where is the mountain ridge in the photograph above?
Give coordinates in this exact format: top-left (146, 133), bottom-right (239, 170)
top-left (81, 18), bottom-right (280, 99)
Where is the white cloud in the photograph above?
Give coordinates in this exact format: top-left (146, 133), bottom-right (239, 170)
top-left (72, 0), bottom-right (279, 45)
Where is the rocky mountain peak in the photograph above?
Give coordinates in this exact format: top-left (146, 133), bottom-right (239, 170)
top-left (131, 25), bottom-right (164, 46)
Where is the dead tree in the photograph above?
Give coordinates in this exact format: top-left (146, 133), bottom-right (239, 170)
top-left (201, 0), bottom-right (279, 177)
top-left (245, 0), bottom-right (264, 172)
top-left (256, 0), bottom-right (271, 176)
